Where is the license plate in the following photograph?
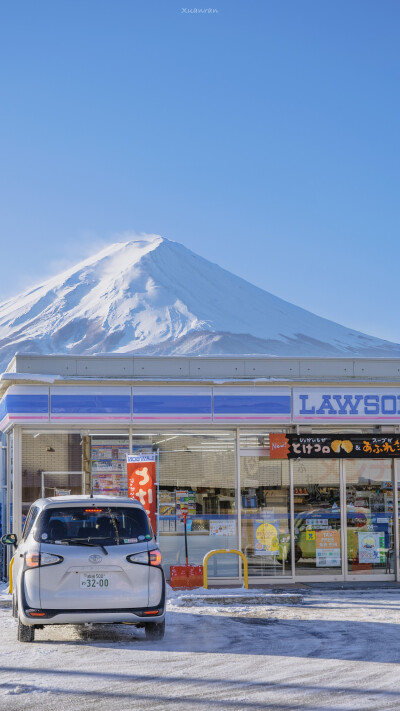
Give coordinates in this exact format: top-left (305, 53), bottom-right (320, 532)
top-left (80, 573), bottom-right (110, 589)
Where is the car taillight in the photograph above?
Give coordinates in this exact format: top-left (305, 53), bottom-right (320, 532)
top-left (25, 552), bottom-right (63, 569)
top-left (126, 549), bottom-right (162, 566)
top-left (126, 551), bottom-right (149, 565)
top-left (40, 552), bottom-right (64, 567)
top-left (149, 549), bottom-right (162, 567)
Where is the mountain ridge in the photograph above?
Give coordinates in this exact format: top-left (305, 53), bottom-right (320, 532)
top-left (0, 234), bottom-right (399, 370)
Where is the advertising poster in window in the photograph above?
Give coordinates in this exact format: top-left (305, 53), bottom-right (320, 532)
top-left (126, 453), bottom-right (157, 534)
top-left (209, 520), bottom-right (237, 537)
top-left (253, 519), bottom-right (279, 556)
top-left (159, 491), bottom-right (176, 516)
top-left (315, 529), bottom-right (341, 567)
top-left (358, 532), bottom-right (385, 563)
top-left (93, 474), bottom-right (125, 496)
top-left (91, 441), bottom-right (129, 496)
top-left (175, 490), bottom-right (196, 517)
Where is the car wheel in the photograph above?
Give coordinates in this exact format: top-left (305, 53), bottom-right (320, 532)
top-left (145, 619), bottom-right (165, 641)
top-left (17, 619), bottom-right (35, 643)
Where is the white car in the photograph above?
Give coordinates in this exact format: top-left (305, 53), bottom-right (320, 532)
top-left (2, 495), bottom-right (166, 643)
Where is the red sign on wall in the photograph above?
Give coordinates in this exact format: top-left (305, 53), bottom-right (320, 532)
top-left (126, 454), bottom-right (157, 534)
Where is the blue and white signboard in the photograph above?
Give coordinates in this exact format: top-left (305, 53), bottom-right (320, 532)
top-left (293, 388), bottom-right (400, 423)
top-left (213, 387), bottom-right (291, 423)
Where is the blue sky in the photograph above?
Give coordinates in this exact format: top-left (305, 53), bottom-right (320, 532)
top-left (1, 0), bottom-right (399, 342)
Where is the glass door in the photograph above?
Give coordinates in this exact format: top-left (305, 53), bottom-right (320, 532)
top-left (345, 459), bottom-right (394, 578)
top-left (293, 459), bottom-right (342, 578)
top-left (240, 455), bottom-right (291, 578)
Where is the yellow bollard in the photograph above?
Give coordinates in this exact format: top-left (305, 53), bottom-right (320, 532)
top-left (9, 556), bottom-right (14, 594)
top-left (203, 549), bottom-right (248, 589)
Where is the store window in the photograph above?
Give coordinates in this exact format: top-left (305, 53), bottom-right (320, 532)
top-left (133, 431), bottom-right (238, 578)
top-left (293, 459), bottom-right (341, 576)
top-left (21, 432), bottom-right (83, 519)
top-left (240, 456), bottom-right (291, 577)
top-left (345, 459), bottom-right (393, 576)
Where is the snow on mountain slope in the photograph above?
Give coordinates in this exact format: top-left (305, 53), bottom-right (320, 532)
top-left (0, 234), bottom-right (399, 370)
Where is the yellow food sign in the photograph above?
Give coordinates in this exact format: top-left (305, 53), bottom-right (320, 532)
top-left (254, 520), bottom-right (279, 556)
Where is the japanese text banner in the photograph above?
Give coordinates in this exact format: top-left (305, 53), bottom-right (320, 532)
top-left (270, 433), bottom-right (400, 459)
top-left (126, 454), bottom-right (157, 534)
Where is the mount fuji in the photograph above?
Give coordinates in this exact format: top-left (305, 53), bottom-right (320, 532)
top-left (0, 234), bottom-right (399, 370)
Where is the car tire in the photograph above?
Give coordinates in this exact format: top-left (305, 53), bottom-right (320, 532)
top-left (145, 619), bottom-right (165, 641)
top-left (17, 619), bottom-right (35, 643)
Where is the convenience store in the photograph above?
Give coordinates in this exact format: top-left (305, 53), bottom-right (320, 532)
top-left (1, 353), bottom-right (400, 584)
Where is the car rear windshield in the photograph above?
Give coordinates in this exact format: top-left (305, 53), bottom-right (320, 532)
top-left (34, 506), bottom-right (152, 546)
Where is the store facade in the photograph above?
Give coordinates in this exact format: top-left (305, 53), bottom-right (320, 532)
top-left (1, 354), bottom-right (400, 584)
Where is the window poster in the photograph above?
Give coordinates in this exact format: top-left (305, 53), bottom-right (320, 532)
top-left (315, 530), bottom-right (341, 567)
top-left (358, 532), bottom-right (385, 564)
top-left (92, 474), bottom-right (125, 497)
top-left (209, 519), bottom-right (237, 537)
top-left (159, 490), bottom-right (176, 516)
top-left (253, 519), bottom-right (279, 556)
top-left (175, 490), bottom-right (196, 517)
top-left (92, 459), bottom-right (115, 472)
top-left (91, 440), bottom-right (129, 496)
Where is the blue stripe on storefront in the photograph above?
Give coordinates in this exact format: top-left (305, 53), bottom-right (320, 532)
top-left (133, 394), bottom-right (212, 415)
top-left (213, 395), bottom-right (291, 415)
top-left (51, 394), bottom-right (131, 415)
top-left (0, 391), bottom-right (291, 421)
top-left (6, 394), bottom-right (49, 415)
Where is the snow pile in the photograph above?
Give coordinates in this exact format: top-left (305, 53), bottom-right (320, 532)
top-left (0, 233), bottom-right (399, 369)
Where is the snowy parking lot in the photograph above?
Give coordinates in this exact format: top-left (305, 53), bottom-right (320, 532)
top-left (1, 584), bottom-right (400, 710)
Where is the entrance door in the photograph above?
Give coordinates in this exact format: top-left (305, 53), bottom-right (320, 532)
top-left (293, 459), bottom-right (343, 579)
top-left (345, 459), bottom-right (394, 579)
top-left (240, 453), bottom-right (292, 578)
top-left (240, 450), bottom-right (292, 577)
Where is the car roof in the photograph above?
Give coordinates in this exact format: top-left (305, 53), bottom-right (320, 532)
top-left (32, 495), bottom-right (145, 510)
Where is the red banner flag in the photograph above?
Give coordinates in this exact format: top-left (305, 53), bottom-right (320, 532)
top-left (126, 454), bottom-right (157, 534)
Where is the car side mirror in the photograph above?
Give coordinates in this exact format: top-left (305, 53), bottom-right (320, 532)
top-left (1, 533), bottom-right (18, 547)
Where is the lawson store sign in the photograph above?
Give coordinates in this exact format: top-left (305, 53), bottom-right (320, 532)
top-left (2, 385), bottom-right (400, 429)
top-left (293, 388), bottom-right (400, 423)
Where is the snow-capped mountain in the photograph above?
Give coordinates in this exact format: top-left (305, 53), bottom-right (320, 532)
top-left (0, 234), bottom-right (399, 370)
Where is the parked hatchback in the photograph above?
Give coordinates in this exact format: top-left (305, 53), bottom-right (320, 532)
top-left (2, 495), bottom-right (166, 643)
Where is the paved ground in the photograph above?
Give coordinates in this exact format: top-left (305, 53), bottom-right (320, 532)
top-left (1, 586), bottom-right (400, 710)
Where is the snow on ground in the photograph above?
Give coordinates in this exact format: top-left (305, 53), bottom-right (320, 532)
top-left (1, 585), bottom-right (400, 710)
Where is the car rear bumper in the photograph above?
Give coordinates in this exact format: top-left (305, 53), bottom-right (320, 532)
top-left (19, 605), bottom-right (166, 625)
top-left (18, 569), bottom-right (166, 626)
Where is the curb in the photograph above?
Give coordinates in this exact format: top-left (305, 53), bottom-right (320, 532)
top-left (176, 593), bottom-right (304, 606)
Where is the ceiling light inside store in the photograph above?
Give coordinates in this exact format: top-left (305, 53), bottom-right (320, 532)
top-left (153, 435), bottom-right (179, 445)
top-left (88, 433), bottom-right (129, 437)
